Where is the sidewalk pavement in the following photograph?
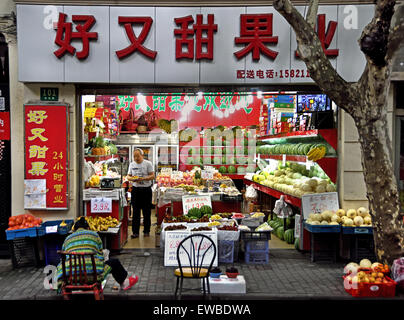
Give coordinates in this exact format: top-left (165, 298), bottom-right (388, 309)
top-left (0, 248), bottom-right (403, 300)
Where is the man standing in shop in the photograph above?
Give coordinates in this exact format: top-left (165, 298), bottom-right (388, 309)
top-left (127, 148), bottom-right (155, 238)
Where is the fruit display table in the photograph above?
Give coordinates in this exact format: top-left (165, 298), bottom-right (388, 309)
top-left (157, 200), bottom-right (242, 225)
top-left (83, 188), bottom-right (129, 251)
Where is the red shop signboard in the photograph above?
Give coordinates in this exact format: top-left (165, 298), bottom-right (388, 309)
top-left (24, 104), bottom-right (69, 209)
top-left (116, 93), bottom-right (261, 130)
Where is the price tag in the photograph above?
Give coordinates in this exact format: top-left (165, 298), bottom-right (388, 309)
top-left (282, 154), bottom-right (286, 167)
top-left (182, 195), bottom-right (212, 215)
top-left (305, 156), bottom-right (313, 170)
top-left (91, 197), bottom-right (112, 213)
top-left (45, 225), bottom-right (58, 234)
top-left (201, 170), bottom-right (214, 180)
top-left (301, 192), bottom-right (339, 219)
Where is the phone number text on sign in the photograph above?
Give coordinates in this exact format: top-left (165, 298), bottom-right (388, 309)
top-left (236, 69), bottom-right (311, 79)
top-left (91, 197), bottom-right (112, 213)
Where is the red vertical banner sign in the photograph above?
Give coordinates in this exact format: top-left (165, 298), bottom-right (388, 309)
top-left (24, 104), bottom-right (69, 209)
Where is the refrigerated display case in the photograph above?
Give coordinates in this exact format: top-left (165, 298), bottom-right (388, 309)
top-left (110, 145), bottom-right (131, 180)
top-left (156, 145), bottom-right (179, 172)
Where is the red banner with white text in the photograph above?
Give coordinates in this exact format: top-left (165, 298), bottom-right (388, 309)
top-left (24, 104), bottom-right (69, 209)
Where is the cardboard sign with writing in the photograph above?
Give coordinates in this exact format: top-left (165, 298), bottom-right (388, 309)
top-left (301, 192), bottom-right (339, 219)
top-left (91, 197), bottom-right (112, 213)
top-left (164, 230), bottom-right (218, 267)
top-left (201, 170), bottom-right (214, 180)
top-left (189, 230), bottom-right (218, 267)
top-left (164, 230), bottom-right (190, 267)
top-left (182, 194), bottom-right (212, 215)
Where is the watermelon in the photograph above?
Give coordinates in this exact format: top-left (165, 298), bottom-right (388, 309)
top-left (187, 207), bottom-right (202, 219)
top-left (219, 166), bottom-right (227, 174)
top-left (228, 166), bottom-right (236, 174)
top-left (237, 166), bottom-right (246, 174)
top-left (213, 156), bottom-right (222, 165)
top-left (246, 165), bottom-right (256, 173)
top-left (284, 229), bottom-right (295, 244)
top-left (286, 217), bottom-right (295, 229)
top-left (276, 226), bottom-right (285, 241)
top-left (294, 237), bottom-right (300, 251)
top-left (200, 205), bottom-right (213, 216)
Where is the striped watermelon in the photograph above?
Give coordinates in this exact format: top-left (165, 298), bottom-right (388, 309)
top-left (284, 229), bottom-right (295, 244)
top-left (294, 237), bottom-right (300, 251)
top-left (276, 226), bottom-right (284, 240)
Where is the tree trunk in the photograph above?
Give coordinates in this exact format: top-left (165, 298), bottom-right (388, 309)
top-left (355, 110), bottom-right (404, 264)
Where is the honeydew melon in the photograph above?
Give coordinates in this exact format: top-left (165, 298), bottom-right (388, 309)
top-left (336, 209), bottom-right (346, 217)
top-left (346, 209), bottom-right (357, 219)
top-left (357, 207), bottom-right (368, 218)
top-left (344, 218), bottom-right (354, 226)
top-left (364, 216), bottom-right (372, 225)
top-left (353, 216), bottom-right (364, 226)
top-left (326, 184), bottom-right (336, 192)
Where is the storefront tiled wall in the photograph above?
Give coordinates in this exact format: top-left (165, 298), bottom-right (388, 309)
top-left (10, 80), bottom-right (78, 221)
top-left (338, 85), bottom-right (395, 210)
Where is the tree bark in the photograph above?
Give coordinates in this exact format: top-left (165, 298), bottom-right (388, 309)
top-left (355, 112), bottom-right (404, 264)
top-left (273, 0), bottom-right (404, 264)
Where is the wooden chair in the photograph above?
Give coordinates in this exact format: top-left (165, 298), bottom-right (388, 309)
top-left (58, 251), bottom-right (104, 300)
top-left (174, 234), bottom-right (217, 300)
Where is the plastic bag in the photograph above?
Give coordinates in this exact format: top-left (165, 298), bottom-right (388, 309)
top-left (391, 257), bottom-right (404, 291)
top-left (273, 195), bottom-right (293, 218)
top-left (245, 185), bottom-right (258, 201)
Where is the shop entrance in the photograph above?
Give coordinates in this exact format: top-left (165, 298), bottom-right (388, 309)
top-left (78, 86), bottom-right (336, 251)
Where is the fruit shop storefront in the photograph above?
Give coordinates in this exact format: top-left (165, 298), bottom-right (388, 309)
top-left (11, 2), bottom-right (380, 264)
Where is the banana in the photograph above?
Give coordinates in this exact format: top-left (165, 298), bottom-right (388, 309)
top-left (308, 148), bottom-right (320, 161)
top-left (307, 148), bottom-right (317, 157)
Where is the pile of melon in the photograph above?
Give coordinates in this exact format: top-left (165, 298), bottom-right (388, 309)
top-left (306, 207), bottom-right (372, 226)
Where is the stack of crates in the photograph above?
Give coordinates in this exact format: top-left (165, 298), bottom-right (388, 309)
top-left (40, 220), bottom-right (74, 266)
top-left (241, 230), bottom-right (271, 264)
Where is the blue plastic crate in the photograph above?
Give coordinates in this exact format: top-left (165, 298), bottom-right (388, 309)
top-left (5, 227), bottom-right (38, 240)
top-left (304, 222), bottom-right (341, 233)
top-left (342, 226), bottom-right (373, 235)
top-left (245, 240), bottom-right (269, 252)
top-left (218, 240), bottom-right (235, 263)
top-left (44, 235), bottom-right (65, 266)
top-left (40, 220), bottom-right (74, 235)
top-left (245, 251), bottom-right (269, 264)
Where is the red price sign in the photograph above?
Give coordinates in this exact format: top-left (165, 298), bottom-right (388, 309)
top-left (24, 104), bottom-right (69, 209)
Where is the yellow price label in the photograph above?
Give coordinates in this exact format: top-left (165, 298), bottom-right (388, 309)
top-left (84, 107), bottom-right (97, 118)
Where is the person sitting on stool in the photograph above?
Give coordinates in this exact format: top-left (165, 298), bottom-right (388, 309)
top-left (127, 148), bottom-right (155, 238)
top-left (56, 217), bottom-right (138, 291)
